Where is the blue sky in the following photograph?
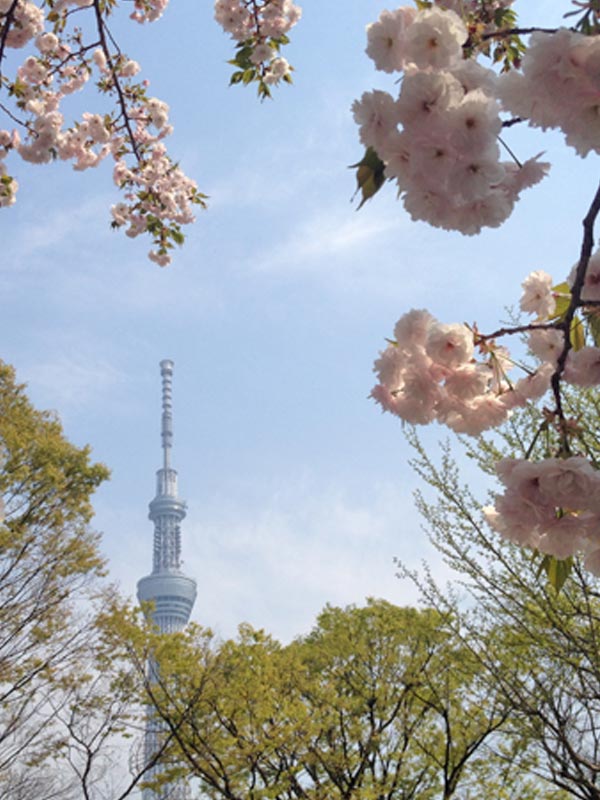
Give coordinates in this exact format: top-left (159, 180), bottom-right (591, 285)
top-left (1, 0), bottom-right (597, 641)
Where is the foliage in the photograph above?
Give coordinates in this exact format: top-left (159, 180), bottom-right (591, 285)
top-left (104, 598), bottom-right (560, 800)
top-left (0, 358), bottom-right (107, 736)
top-left (400, 393), bottom-right (600, 798)
top-left (0, 361), bottom-right (151, 799)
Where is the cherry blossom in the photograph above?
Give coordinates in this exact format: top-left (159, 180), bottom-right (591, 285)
top-left (353, 5), bottom-right (551, 235)
top-left (0, 0), bottom-right (209, 264)
top-left (214, 0), bottom-right (301, 97)
top-left (498, 28), bottom-right (600, 157)
top-left (365, 7), bottom-right (417, 73)
top-left (520, 270), bottom-right (556, 319)
top-left (484, 457), bottom-right (600, 564)
top-left (362, 2), bottom-right (600, 583)
top-left (0, 0), bottom-right (302, 264)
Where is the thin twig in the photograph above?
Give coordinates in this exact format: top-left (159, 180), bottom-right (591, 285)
top-left (478, 322), bottom-right (558, 342)
top-left (481, 26), bottom-right (562, 41)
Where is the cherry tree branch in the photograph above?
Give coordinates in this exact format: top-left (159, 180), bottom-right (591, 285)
top-left (550, 178), bottom-right (600, 448)
top-left (47, 42), bottom-right (101, 80)
top-left (92, 0), bottom-right (141, 161)
top-left (0, 1), bottom-right (19, 81)
top-left (478, 322), bottom-right (558, 342)
top-left (0, 100), bottom-right (27, 129)
top-left (481, 27), bottom-right (562, 41)
top-left (501, 117), bottom-right (524, 129)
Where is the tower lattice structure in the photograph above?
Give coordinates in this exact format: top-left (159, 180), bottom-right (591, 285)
top-left (137, 360), bottom-right (197, 800)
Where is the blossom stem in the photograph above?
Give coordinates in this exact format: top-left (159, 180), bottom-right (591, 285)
top-left (497, 135), bottom-right (522, 168)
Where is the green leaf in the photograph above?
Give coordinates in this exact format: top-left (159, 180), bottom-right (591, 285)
top-left (570, 315), bottom-right (585, 351)
top-left (170, 229), bottom-right (185, 246)
top-left (548, 282), bottom-right (572, 321)
top-left (586, 310), bottom-right (600, 346)
top-left (539, 554), bottom-right (573, 593)
top-left (349, 147), bottom-right (386, 210)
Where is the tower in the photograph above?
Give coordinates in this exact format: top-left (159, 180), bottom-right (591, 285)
top-left (137, 360), bottom-right (197, 799)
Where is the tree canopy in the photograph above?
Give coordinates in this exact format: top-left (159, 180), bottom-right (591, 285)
top-left (103, 597), bottom-right (567, 800)
top-left (0, 360), bottom-right (112, 794)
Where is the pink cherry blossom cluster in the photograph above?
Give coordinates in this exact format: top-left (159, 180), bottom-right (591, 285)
top-left (214, 0), bottom-right (301, 89)
top-left (373, 258), bottom-right (600, 433)
top-left (517, 270), bottom-right (567, 368)
top-left (0, 0), bottom-right (44, 48)
top-left (371, 308), bottom-right (553, 436)
top-left (0, 0), bottom-right (205, 263)
top-left (374, 248), bottom-right (600, 578)
top-left (484, 457), bottom-right (600, 574)
top-left (214, 0), bottom-right (301, 42)
top-left (519, 260), bottom-right (600, 386)
top-left (353, 6), bottom-right (549, 234)
top-left (433, 0), bottom-right (513, 16)
top-left (360, 5), bottom-right (600, 581)
top-left (129, 0), bottom-right (169, 24)
top-left (499, 28), bottom-right (600, 157)
top-left (0, 130), bottom-right (19, 207)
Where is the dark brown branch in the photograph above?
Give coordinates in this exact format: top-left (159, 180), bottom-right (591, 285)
top-left (47, 41), bottom-right (101, 80)
top-left (501, 117), bottom-right (524, 129)
top-left (478, 322), bottom-right (558, 342)
top-left (551, 179), bottom-right (600, 451)
top-left (0, 1), bottom-right (20, 82)
top-left (0, 100), bottom-right (28, 130)
top-left (482, 26), bottom-right (562, 41)
top-left (92, 0), bottom-right (141, 161)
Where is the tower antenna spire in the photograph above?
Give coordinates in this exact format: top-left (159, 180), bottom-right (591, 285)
top-left (160, 359), bottom-right (173, 471)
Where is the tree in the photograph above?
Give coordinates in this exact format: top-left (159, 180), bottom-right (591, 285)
top-left (0, 360), bottom-right (165, 800)
top-left (105, 598), bottom-right (556, 800)
top-left (400, 389), bottom-right (600, 798)
top-left (291, 600), bottom-right (519, 800)
top-left (0, 359), bottom-right (109, 783)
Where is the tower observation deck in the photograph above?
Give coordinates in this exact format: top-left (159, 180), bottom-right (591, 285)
top-left (137, 360), bottom-right (196, 800)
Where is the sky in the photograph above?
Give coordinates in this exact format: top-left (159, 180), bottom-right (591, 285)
top-left (1, 0), bottom-right (597, 643)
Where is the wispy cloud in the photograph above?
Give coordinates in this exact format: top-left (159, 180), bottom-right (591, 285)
top-left (97, 475), bottom-right (449, 643)
top-left (5, 194), bottom-right (112, 263)
top-left (254, 206), bottom-right (406, 276)
top-left (22, 354), bottom-right (125, 412)
top-left (166, 479), bottom-right (448, 642)
top-left (276, 214), bottom-right (396, 264)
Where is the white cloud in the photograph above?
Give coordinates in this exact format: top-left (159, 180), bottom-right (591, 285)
top-left (8, 194), bottom-right (112, 263)
top-left (22, 354), bottom-right (125, 412)
top-left (97, 476), bottom-right (450, 644)
top-left (254, 206), bottom-right (407, 275)
top-left (172, 479), bottom-right (448, 642)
